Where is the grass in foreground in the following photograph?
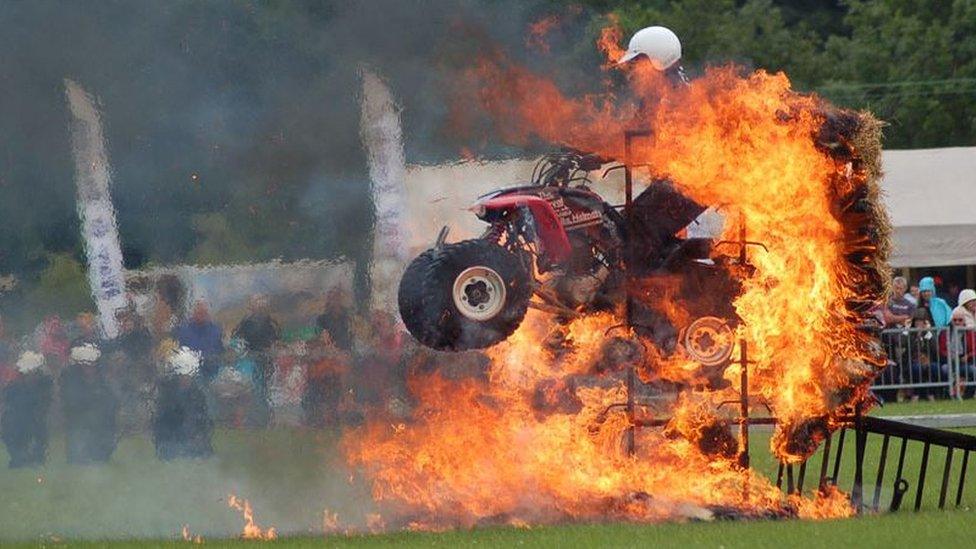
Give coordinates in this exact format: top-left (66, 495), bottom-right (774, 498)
top-left (1, 400), bottom-right (975, 544)
top-left (4, 510), bottom-right (975, 548)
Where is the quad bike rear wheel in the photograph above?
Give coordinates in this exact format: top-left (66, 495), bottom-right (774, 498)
top-left (681, 316), bottom-right (734, 367)
top-left (398, 239), bottom-right (531, 351)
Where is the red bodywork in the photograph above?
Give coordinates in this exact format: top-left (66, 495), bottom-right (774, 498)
top-left (481, 195), bottom-right (573, 262)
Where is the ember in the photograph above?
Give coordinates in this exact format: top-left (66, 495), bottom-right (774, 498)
top-left (341, 20), bottom-right (889, 531)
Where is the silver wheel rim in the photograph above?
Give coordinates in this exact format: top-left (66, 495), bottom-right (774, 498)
top-left (452, 266), bottom-right (507, 321)
top-left (683, 316), bottom-right (734, 366)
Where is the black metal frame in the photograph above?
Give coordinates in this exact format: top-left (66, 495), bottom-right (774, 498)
top-left (618, 129), bottom-right (976, 512)
top-left (774, 415), bottom-right (976, 512)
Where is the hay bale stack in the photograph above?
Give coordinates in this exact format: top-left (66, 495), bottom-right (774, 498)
top-left (777, 107), bottom-right (892, 459)
top-left (822, 107), bottom-right (891, 403)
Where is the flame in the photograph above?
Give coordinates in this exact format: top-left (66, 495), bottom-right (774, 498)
top-left (340, 22), bottom-right (885, 530)
top-left (227, 494), bottom-right (277, 540)
top-left (323, 509), bottom-right (342, 535)
top-left (526, 5), bottom-right (582, 54)
top-left (343, 312), bottom-right (855, 528)
top-left (181, 524), bottom-right (203, 544)
top-left (453, 29), bottom-right (885, 457)
top-left (526, 16), bottom-right (559, 54)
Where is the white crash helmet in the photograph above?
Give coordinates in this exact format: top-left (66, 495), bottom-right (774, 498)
top-left (618, 26), bottom-right (682, 70)
top-left (168, 346), bottom-right (201, 377)
top-left (16, 351), bottom-right (45, 374)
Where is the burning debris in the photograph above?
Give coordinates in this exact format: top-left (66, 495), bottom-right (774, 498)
top-left (227, 495), bottom-right (277, 541)
top-left (342, 21), bottom-right (891, 531)
top-left (180, 524), bottom-right (203, 544)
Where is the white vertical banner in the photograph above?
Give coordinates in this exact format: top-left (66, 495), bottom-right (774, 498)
top-left (65, 79), bottom-right (127, 338)
top-left (360, 67), bottom-right (409, 314)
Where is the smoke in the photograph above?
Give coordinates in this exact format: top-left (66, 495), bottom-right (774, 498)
top-left (0, 0), bottom-right (601, 275)
top-left (0, 0), bottom-right (611, 541)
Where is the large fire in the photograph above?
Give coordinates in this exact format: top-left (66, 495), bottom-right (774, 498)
top-left (341, 23), bottom-right (888, 530)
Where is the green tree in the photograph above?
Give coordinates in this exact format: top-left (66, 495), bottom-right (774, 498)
top-left (187, 212), bottom-right (255, 265)
top-left (818, 0), bottom-right (976, 147)
top-left (587, 0), bottom-right (976, 147)
top-left (611, 0), bottom-right (824, 85)
top-left (19, 253), bottom-right (94, 325)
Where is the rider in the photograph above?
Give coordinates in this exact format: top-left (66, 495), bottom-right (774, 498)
top-left (616, 26), bottom-right (737, 386)
top-left (617, 25), bottom-right (689, 85)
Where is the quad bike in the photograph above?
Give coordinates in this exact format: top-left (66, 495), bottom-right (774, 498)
top-left (398, 149), bottom-right (741, 382)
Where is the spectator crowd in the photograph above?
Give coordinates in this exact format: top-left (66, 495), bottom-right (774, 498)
top-left (0, 280), bottom-right (430, 469)
top-left (874, 275), bottom-right (976, 402)
top-left (4, 271), bottom-right (975, 468)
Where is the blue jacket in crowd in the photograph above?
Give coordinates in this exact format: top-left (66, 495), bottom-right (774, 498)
top-left (919, 277), bottom-right (953, 327)
top-left (174, 320), bottom-right (224, 357)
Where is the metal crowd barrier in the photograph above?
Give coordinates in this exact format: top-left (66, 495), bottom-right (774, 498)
top-left (953, 327), bottom-right (976, 396)
top-left (872, 327), bottom-right (956, 398)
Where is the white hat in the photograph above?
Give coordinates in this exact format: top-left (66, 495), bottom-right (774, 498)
top-left (618, 26), bottom-right (682, 70)
top-left (70, 343), bottom-right (101, 364)
top-left (16, 351), bottom-right (45, 374)
top-left (168, 346), bottom-right (201, 376)
top-left (959, 289), bottom-right (976, 307)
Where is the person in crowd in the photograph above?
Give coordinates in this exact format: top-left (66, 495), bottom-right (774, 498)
top-left (152, 346), bottom-right (214, 460)
top-left (108, 309), bottom-right (157, 435)
top-left (213, 337), bottom-right (260, 427)
top-left (112, 309), bottom-right (154, 374)
top-left (943, 282), bottom-right (963, 308)
top-left (908, 283), bottom-right (920, 306)
top-left (0, 313), bottom-right (13, 358)
top-left (315, 288), bottom-right (353, 351)
top-left (949, 282), bottom-right (963, 307)
top-left (152, 274), bottom-right (187, 336)
top-left (954, 289), bottom-right (976, 328)
top-left (303, 329), bottom-right (351, 428)
top-left (60, 344), bottom-right (119, 464)
top-left (211, 366), bottom-right (253, 428)
top-left (351, 311), bottom-right (405, 413)
top-left (174, 300), bottom-right (225, 381)
top-left (0, 314), bottom-right (17, 385)
top-left (884, 276), bottom-right (915, 327)
top-left (878, 277), bottom-right (916, 397)
top-left (908, 308), bottom-right (942, 402)
top-left (945, 308), bottom-right (976, 398)
top-left (268, 339), bottom-right (308, 426)
top-left (36, 315), bottom-right (70, 376)
top-left (232, 295), bottom-right (280, 425)
top-left (919, 276), bottom-right (953, 328)
top-left (126, 275), bottom-right (153, 322)
top-left (0, 351), bottom-right (52, 468)
top-left (70, 312), bottom-right (100, 347)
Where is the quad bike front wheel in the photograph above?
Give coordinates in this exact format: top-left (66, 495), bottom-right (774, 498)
top-left (398, 239), bottom-right (532, 351)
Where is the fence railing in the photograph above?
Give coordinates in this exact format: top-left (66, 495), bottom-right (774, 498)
top-left (874, 326), bottom-right (976, 400)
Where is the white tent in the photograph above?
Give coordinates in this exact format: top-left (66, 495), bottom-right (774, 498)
top-left (882, 147), bottom-right (976, 268)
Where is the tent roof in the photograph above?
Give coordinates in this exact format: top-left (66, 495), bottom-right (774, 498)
top-left (881, 147), bottom-right (976, 268)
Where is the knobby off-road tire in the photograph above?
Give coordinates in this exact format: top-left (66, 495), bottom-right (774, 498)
top-left (398, 239), bottom-right (531, 351)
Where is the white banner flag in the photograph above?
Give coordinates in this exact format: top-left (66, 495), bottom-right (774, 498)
top-left (65, 80), bottom-right (127, 338)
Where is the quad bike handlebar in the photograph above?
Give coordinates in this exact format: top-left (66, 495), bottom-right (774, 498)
top-left (531, 149), bottom-right (613, 188)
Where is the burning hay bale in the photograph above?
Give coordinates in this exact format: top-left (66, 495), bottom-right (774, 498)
top-left (774, 107), bottom-right (890, 458)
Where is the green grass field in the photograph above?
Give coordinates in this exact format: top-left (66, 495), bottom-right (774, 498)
top-left (2, 401), bottom-right (975, 546)
top-left (871, 397), bottom-right (976, 417)
top-left (1, 511), bottom-right (972, 548)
